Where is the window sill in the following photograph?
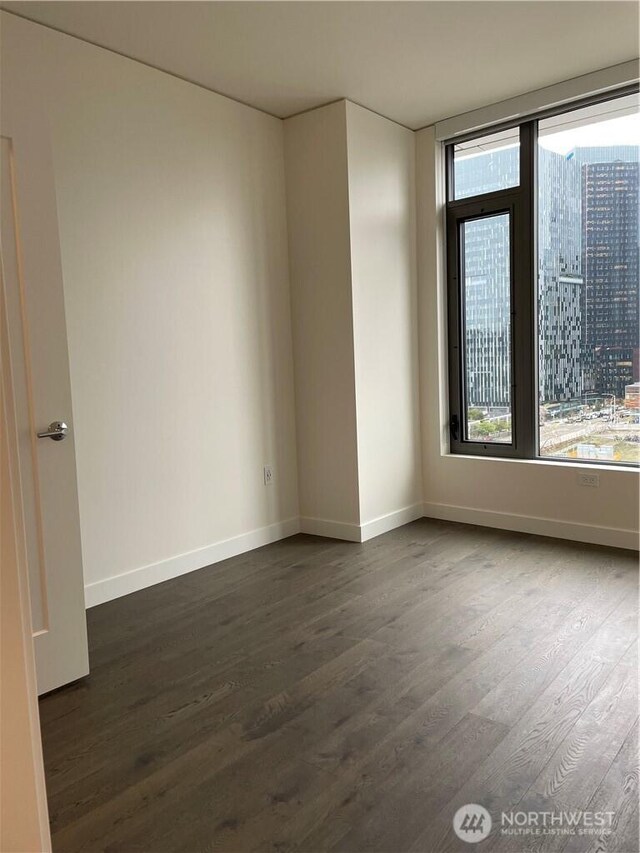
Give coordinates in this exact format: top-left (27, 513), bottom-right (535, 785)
top-left (443, 451), bottom-right (639, 474)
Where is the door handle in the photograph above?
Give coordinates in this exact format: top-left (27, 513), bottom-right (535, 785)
top-left (37, 421), bottom-right (68, 441)
top-left (450, 414), bottom-right (460, 441)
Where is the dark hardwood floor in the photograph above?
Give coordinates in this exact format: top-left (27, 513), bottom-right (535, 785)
top-left (39, 519), bottom-right (639, 853)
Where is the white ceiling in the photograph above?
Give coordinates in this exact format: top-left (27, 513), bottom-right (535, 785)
top-left (3, 1), bottom-right (639, 129)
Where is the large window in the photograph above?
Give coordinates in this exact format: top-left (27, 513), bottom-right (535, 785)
top-left (446, 89), bottom-right (639, 466)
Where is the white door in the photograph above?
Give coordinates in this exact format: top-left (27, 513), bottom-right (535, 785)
top-left (1, 128), bottom-right (89, 693)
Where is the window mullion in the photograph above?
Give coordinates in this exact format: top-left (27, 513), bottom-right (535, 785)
top-left (513, 121), bottom-right (536, 458)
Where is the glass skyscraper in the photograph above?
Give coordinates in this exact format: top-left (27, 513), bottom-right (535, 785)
top-left (578, 152), bottom-right (639, 398)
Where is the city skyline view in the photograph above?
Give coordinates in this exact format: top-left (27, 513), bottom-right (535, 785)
top-left (455, 105), bottom-right (639, 464)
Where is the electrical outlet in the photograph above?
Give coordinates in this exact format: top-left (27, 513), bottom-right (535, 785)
top-left (263, 465), bottom-right (274, 486)
top-left (578, 472), bottom-right (599, 488)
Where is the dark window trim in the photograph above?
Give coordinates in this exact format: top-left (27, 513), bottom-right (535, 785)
top-left (447, 196), bottom-right (519, 457)
top-left (443, 84), bottom-right (639, 148)
top-left (445, 85), bottom-right (640, 468)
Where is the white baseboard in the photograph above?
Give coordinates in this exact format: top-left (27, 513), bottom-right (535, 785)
top-left (84, 517), bottom-right (301, 608)
top-left (300, 503), bottom-right (423, 543)
top-left (422, 501), bottom-right (639, 552)
top-left (299, 516), bottom-right (361, 542)
top-left (85, 505), bottom-right (422, 608)
top-left (360, 504), bottom-right (424, 542)
top-left (85, 502), bottom-right (638, 608)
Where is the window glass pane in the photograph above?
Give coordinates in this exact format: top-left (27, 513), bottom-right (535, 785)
top-left (537, 94), bottom-right (640, 464)
top-left (453, 128), bottom-right (519, 200)
top-left (462, 213), bottom-right (513, 443)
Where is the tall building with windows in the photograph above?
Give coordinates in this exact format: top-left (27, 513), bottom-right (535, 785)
top-left (462, 213), bottom-right (512, 407)
top-left (577, 152), bottom-right (639, 398)
top-left (537, 147), bottom-right (584, 402)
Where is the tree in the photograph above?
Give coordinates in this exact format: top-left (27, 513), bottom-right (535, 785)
top-left (473, 420), bottom-right (498, 436)
top-left (468, 408), bottom-right (485, 421)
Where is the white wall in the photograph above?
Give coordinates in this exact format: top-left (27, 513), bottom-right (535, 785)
top-left (416, 125), bottom-right (640, 551)
top-left (346, 103), bottom-right (422, 530)
top-left (284, 102), bottom-right (361, 534)
top-left (284, 101), bottom-right (423, 540)
top-left (3, 15), bottom-right (300, 604)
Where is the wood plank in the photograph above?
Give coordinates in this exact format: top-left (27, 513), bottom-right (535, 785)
top-left (412, 597), bottom-right (638, 853)
top-left (486, 643), bottom-right (638, 853)
top-left (562, 721), bottom-right (639, 853)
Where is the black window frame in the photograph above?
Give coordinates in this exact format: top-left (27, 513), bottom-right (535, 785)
top-left (445, 85), bottom-right (639, 467)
